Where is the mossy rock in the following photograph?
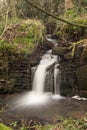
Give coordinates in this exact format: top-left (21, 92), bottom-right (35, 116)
top-left (77, 65), bottom-right (87, 91)
top-left (55, 17), bottom-right (87, 41)
top-left (0, 123), bottom-right (13, 130)
top-left (64, 51), bottom-right (73, 60)
top-left (52, 46), bottom-right (69, 56)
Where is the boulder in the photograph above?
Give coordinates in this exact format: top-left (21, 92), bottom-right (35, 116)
top-left (52, 46), bottom-right (69, 56)
top-left (77, 65), bottom-right (87, 91)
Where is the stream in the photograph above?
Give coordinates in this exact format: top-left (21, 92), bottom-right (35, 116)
top-left (0, 46), bottom-right (87, 124)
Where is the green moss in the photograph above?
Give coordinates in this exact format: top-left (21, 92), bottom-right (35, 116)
top-left (0, 19), bottom-right (45, 56)
top-left (71, 39), bottom-right (87, 57)
top-left (0, 123), bottom-right (13, 130)
top-left (52, 46), bottom-right (69, 56)
top-left (14, 37), bottom-right (33, 44)
top-left (55, 17), bottom-right (87, 41)
top-left (0, 19), bottom-right (45, 93)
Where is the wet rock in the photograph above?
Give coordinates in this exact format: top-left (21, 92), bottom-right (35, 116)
top-left (64, 52), bottom-right (73, 60)
top-left (77, 65), bottom-right (87, 91)
top-left (80, 46), bottom-right (87, 65)
top-left (79, 91), bottom-right (87, 98)
top-left (52, 46), bottom-right (69, 56)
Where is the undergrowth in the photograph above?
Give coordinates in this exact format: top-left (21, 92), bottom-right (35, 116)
top-left (0, 18), bottom-right (45, 93)
top-left (0, 115), bottom-right (87, 130)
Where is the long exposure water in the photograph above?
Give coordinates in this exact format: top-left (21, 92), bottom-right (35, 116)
top-left (0, 47), bottom-right (87, 124)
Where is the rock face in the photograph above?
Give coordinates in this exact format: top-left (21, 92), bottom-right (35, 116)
top-left (77, 65), bottom-right (87, 91)
top-left (64, 52), bottom-right (73, 60)
top-left (0, 19), bottom-right (46, 94)
top-left (0, 49), bottom-right (45, 93)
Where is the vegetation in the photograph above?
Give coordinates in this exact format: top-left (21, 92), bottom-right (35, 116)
top-left (0, 19), bottom-right (45, 93)
top-left (0, 123), bottom-right (13, 130)
top-left (0, 115), bottom-right (87, 130)
top-left (0, 0), bottom-right (87, 129)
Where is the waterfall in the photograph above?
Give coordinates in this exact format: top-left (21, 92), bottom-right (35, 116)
top-left (54, 64), bottom-right (61, 95)
top-left (32, 50), bottom-right (61, 95)
top-left (13, 50), bottom-right (63, 107)
top-left (32, 65), bottom-right (46, 94)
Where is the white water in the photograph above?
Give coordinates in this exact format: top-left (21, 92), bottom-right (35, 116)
top-left (54, 64), bottom-right (60, 94)
top-left (30, 50), bottom-right (64, 102)
top-left (32, 50), bottom-right (57, 94)
top-left (13, 50), bottom-right (64, 107)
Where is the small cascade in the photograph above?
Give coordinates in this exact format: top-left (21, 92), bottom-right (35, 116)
top-left (11, 50), bottom-right (64, 108)
top-left (32, 65), bottom-right (46, 94)
top-left (32, 50), bottom-right (58, 94)
top-left (54, 64), bottom-right (60, 95)
top-left (53, 64), bottom-right (62, 99)
top-left (32, 50), bottom-right (62, 98)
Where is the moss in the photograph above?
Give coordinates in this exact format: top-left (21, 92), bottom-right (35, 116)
top-left (0, 19), bottom-right (45, 93)
top-left (52, 46), bottom-right (69, 56)
top-left (0, 123), bottom-right (13, 130)
top-left (0, 19), bottom-right (45, 56)
top-left (71, 39), bottom-right (87, 57)
top-left (55, 17), bottom-right (87, 41)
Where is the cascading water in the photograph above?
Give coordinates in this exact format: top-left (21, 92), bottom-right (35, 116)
top-left (12, 47), bottom-right (62, 107)
top-left (54, 64), bottom-right (60, 94)
top-left (14, 50), bottom-right (63, 107)
top-left (32, 50), bottom-right (58, 94)
top-left (31, 50), bottom-right (63, 101)
top-left (32, 66), bottom-right (46, 94)
top-left (18, 50), bottom-right (61, 106)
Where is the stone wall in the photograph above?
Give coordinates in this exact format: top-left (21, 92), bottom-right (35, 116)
top-left (0, 48), bottom-right (46, 94)
top-left (0, 56), bottom-right (31, 93)
top-left (9, 58), bottom-right (31, 91)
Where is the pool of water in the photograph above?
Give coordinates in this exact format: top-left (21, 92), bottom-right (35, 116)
top-left (0, 93), bottom-right (87, 124)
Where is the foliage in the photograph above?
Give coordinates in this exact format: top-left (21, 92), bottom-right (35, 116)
top-left (71, 39), bottom-right (87, 57)
top-left (0, 19), bottom-right (45, 55)
top-left (0, 18), bottom-right (45, 93)
top-left (55, 17), bottom-right (87, 42)
top-left (34, 116), bottom-right (87, 130)
top-left (16, 0), bottom-right (64, 21)
top-left (0, 18), bottom-right (21, 36)
top-left (1, 115), bottom-right (87, 130)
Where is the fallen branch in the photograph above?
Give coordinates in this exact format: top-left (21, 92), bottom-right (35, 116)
top-left (25, 0), bottom-right (87, 28)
